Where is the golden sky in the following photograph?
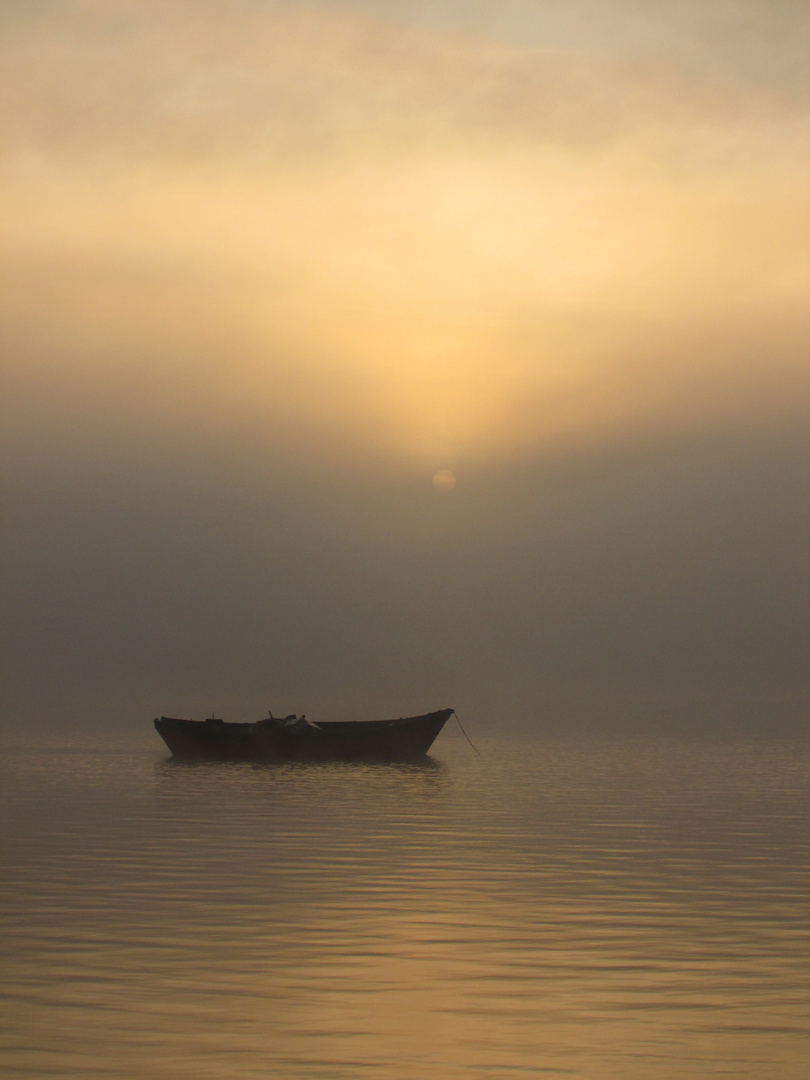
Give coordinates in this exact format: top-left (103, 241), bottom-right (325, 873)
top-left (2, 1), bottom-right (808, 724)
top-left (3, 0), bottom-right (807, 467)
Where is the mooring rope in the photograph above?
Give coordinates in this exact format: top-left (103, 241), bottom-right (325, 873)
top-left (452, 710), bottom-right (480, 754)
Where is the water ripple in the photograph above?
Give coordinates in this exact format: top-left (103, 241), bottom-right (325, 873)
top-left (1, 733), bottom-right (807, 1079)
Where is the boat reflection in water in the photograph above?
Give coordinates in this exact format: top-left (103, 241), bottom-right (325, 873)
top-left (153, 708), bottom-right (454, 762)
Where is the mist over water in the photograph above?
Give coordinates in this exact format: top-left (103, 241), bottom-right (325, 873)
top-left (2, 726), bottom-right (807, 1079)
top-left (4, 421), bottom-right (808, 732)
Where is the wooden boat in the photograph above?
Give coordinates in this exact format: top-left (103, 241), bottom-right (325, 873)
top-left (153, 708), bottom-right (454, 762)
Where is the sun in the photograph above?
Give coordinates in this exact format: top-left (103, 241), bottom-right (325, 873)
top-left (432, 469), bottom-right (457, 491)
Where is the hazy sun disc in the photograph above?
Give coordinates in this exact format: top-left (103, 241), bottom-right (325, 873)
top-left (432, 469), bottom-right (457, 491)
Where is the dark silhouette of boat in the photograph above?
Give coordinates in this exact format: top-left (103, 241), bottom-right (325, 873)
top-left (153, 708), bottom-right (454, 761)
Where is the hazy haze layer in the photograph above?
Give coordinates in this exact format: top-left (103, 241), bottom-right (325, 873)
top-left (2, 0), bottom-right (807, 729)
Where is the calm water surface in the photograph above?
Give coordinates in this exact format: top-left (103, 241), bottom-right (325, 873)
top-left (1, 728), bottom-right (807, 1079)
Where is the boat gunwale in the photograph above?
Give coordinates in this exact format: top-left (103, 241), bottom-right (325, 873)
top-left (156, 710), bottom-right (452, 731)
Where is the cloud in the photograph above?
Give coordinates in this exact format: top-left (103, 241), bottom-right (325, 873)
top-left (2, 0), bottom-right (806, 164)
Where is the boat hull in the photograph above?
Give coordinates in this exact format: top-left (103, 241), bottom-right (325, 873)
top-left (153, 709), bottom-right (454, 762)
